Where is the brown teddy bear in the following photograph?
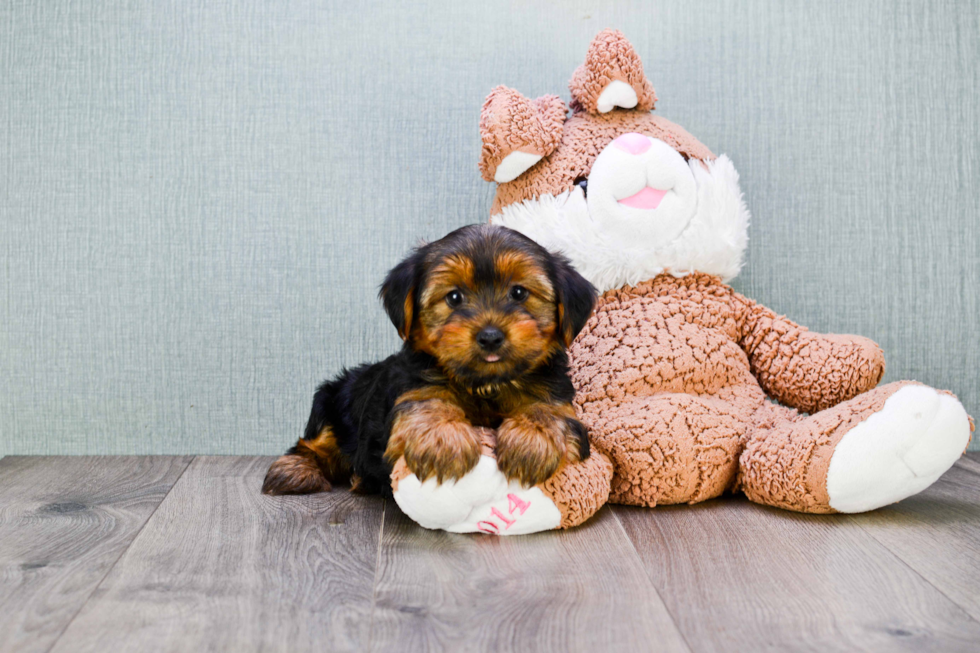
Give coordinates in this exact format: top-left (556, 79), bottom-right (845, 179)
top-left (482, 29), bottom-right (973, 514)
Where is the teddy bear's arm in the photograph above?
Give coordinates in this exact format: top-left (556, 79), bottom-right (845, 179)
top-left (734, 293), bottom-right (885, 414)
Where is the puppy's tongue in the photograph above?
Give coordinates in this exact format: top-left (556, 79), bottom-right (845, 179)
top-left (483, 354), bottom-right (501, 363)
top-left (619, 186), bottom-right (667, 210)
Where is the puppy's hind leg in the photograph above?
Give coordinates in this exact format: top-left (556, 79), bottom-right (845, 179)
top-left (262, 383), bottom-right (352, 495)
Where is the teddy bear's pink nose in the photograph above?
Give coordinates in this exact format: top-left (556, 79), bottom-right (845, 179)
top-left (612, 132), bottom-right (651, 155)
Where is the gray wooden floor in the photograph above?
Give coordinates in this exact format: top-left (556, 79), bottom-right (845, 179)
top-left (1, 454), bottom-right (979, 653)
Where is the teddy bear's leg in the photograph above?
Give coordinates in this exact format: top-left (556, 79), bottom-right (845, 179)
top-left (582, 393), bottom-right (751, 507)
top-left (738, 381), bottom-right (973, 513)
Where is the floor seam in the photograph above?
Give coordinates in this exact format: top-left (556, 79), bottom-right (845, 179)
top-left (366, 496), bottom-right (387, 653)
top-left (853, 519), bottom-right (980, 626)
top-left (846, 476), bottom-right (980, 627)
top-left (954, 454), bottom-right (980, 476)
top-left (609, 506), bottom-right (698, 653)
top-left (41, 455), bottom-right (196, 653)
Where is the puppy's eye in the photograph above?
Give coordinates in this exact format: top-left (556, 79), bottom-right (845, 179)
top-left (573, 176), bottom-right (588, 198)
top-left (446, 290), bottom-right (463, 308)
top-left (509, 285), bottom-right (529, 302)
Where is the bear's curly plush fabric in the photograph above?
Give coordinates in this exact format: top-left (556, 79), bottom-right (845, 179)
top-left (541, 448), bottom-right (614, 528)
top-left (484, 29), bottom-right (973, 515)
top-left (478, 87), bottom-right (566, 183)
top-left (569, 274), bottom-right (893, 511)
top-left (735, 296), bottom-right (885, 414)
top-left (569, 28), bottom-right (657, 114)
top-left (735, 384), bottom-right (915, 512)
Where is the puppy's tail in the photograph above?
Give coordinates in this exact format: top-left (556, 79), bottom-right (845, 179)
top-left (262, 381), bottom-right (353, 495)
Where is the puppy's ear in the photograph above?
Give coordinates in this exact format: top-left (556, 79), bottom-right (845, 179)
top-left (551, 254), bottom-right (597, 347)
top-left (380, 246), bottom-right (427, 341)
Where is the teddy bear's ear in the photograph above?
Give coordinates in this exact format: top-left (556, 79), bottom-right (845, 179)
top-left (569, 29), bottom-right (657, 114)
top-left (479, 86), bottom-right (566, 183)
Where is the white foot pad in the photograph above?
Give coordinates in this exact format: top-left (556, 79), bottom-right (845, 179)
top-left (392, 456), bottom-right (562, 535)
top-left (827, 385), bottom-right (971, 513)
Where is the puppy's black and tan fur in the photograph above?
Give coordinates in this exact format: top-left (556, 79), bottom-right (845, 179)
top-left (262, 224), bottom-right (597, 497)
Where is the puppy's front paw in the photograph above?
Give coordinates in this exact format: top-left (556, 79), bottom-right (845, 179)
top-left (404, 422), bottom-right (483, 483)
top-left (496, 406), bottom-right (586, 487)
top-left (386, 399), bottom-right (482, 483)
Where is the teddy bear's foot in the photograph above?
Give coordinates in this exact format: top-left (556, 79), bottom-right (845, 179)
top-left (389, 430), bottom-right (613, 534)
top-left (825, 384), bottom-right (971, 513)
top-left (391, 455), bottom-right (563, 535)
top-left (739, 382), bottom-right (972, 513)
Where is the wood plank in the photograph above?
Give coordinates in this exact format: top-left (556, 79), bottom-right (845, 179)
top-left (0, 456), bottom-right (192, 653)
top-left (369, 504), bottom-right (690, 653)
top-left (614, 494), bottom-right (980, 652)
top-left (49, 456), bottom-right (384, 653)
top-left (955, 451), bottom-right (980, 475)
top-left (842, 455), bottom-right (980, 622)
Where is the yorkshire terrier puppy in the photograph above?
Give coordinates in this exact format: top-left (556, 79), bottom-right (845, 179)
top-left (262, 224), bottom-right (597, 497)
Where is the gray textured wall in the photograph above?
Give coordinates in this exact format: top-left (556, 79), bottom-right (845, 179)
top-left (2, 0), bottom-right (978, 455)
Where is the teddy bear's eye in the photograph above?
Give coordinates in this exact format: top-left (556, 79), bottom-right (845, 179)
top-left (574, 176), bottom-right (589, 198)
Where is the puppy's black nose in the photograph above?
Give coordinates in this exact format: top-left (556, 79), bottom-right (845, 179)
top-left (476, 326), bottom-right (505, 352)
